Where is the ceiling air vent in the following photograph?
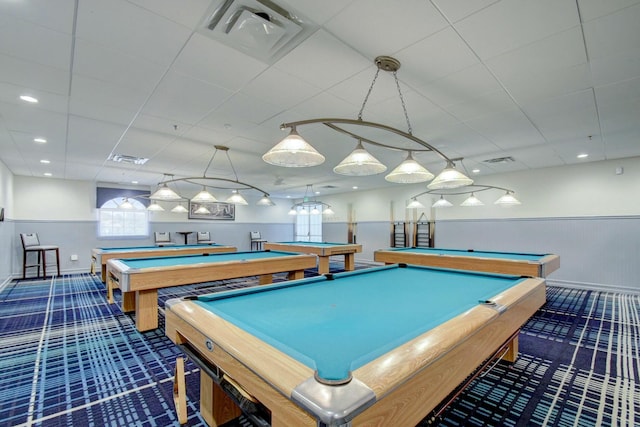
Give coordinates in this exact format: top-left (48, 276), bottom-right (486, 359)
top-left (483, 156), bottom-right (515, 164)
top-left (199, 0), bottom-right (316, 64)
top-left (108, 154), bottom-right (149, 165)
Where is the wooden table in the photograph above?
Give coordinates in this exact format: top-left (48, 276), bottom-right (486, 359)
top-left (106, 250), bottom-right (317, 332)
top-left (264, 241), bottom-right (362, 274)
top-left (166, 264), bottom-right (546, 426)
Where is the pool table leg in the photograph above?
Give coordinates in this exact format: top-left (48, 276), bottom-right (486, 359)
top-left (122, 291), bottom-right (136, 312)
top-left (259, 274), bottom-right (273, 285)
top-left (287, 270), bottom-right (304, 281)
top-left (317, 257), bottom-right (330, 274)
top-left (135, 289), bottom-right (159, 332)
top-left (200, 370), bottom-right (241, 426)
top-left (503, 335), bottom-right (519, 363)
top-left (344, 253), bottom-right (355, 271)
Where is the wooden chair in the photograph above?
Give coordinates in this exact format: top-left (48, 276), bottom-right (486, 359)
top-left (250, 231), bottom-right (267, 251)
top-left (154, 232), bottom-right (176, 246)
top-left (20, 233), bottom-right (60, 279)
top-left (196, 231), bottom-right (215, 244)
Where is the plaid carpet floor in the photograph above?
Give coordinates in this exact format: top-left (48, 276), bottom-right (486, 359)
top-left (0, 269), bottom-right (638, 426)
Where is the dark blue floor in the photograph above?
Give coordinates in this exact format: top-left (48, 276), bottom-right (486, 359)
top-left (1, 272), bottom-right (638, 426)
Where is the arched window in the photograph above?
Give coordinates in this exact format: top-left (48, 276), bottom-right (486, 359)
top-left (98, 197), bottom-right (149, 237)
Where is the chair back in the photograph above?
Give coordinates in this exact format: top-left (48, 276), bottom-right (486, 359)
top-left (154, 232), bottom-right (172, 243)
top-left (197, 231), bottom-right (211, 242)
top-left (250, 231), bottom-right (262, 240)
top-left (21, 233), bottom-right (40, 249)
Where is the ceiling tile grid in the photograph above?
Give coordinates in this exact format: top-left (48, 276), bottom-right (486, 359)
top-left (0, 0), bottom-right (637, 198)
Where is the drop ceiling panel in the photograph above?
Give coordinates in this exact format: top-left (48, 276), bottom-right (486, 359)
top-left (141, 71), bottom-right (234, 125)
top-left (128, 0), bottom-right (212, 28)
top-left (171, 33), bottom-right (268, 91)
top-left (0, 82), bottom-right (69, 115)
top-left (0, 0), bottom-right (76, 34)
top-left (324, 0), bottom-right (448, 59)
top-left (416, 64), bottom-right (504, 108)
top-left (397, 28), bottom-right (481, 86)
top-left (522, 90), bottom-right (600, 142)
top-left (0, 17), bottom-right (72, 71)
top-left (0, 55), bottom-right (70, 96)
top-left (583, 4), bottom-right (640, 85)
top-left (205, 92), bottom-right (284, 126)
top-left (273, 30), bottom-right (370, 89)
top-left (446, 89), bottom-right (518, 122)
top-left (73, 39), bottom-right (167, 93)
top-left (66, 117), bottom-right (128, 158)
top-left (431, 0), bottom-right (501, 23)
top-left (455, 0), bottom-right (580, 60)
top-left (486, 27), bottom-right (591, 103)
top-left (75, 0), bottom-right (192, 67)
top-left (465, 109), bottom-right (546, 149)
top-left (0, 104), bottom-right (68, 137)
top-left (240, 66), bottom-right (322, 109)
top-left (577, 0), bottom-right (640, 22)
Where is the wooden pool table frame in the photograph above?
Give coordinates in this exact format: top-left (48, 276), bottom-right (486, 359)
top-left (263, 242), bottom-right (362, 274)
top-left (165, 274), bottom-right (546, 426)
top-left (374, 248), bottom-right (560, 277)
top-left (106, 252), bottom-right (317, 332)
top-left (92, 244), bottom-right (237, 282)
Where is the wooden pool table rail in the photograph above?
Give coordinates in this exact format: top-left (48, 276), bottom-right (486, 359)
top-left (374, 249), bottom-right (560, 277)
top-left (165, 276), bottom-right (546, 426)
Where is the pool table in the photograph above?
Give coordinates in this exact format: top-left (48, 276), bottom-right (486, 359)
top-left (92, 244), bottom-right (237, 282)
top-left (165, 264), bottom-right (546, 427)
top-left (106, 250), bottom-right (317, 332)
top-left (374, 247), bottom-right (560, 277)
top-left (263, 241), bottom-right (362, 274)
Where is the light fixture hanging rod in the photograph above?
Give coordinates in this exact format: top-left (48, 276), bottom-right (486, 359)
top-left (413, 184), bottom-right (514, 198)
top-left (158, 176), bottom-right (270, 196)
top-left (280, 118), bottom-right (451, 160)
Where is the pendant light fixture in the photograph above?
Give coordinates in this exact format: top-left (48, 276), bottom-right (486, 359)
top-left (262, 56), bottom-right (473, 189)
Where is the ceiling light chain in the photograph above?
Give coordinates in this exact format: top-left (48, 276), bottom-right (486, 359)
top-left (288, 184), bottom-right (334, 216)
top-left (149, 146), bottom-right (274, 207)
top-left (262, 55), bottom-right (473, 189)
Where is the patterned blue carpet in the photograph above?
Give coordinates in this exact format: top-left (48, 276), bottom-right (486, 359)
top-left (0, 271), bottom-right (638, 427)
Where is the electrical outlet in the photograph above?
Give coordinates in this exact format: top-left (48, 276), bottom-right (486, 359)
top-left (70, 254), bottom-right (78, 261)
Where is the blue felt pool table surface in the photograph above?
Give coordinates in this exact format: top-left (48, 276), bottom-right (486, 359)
top-left (192, 264), bottom-right (526, 382)
top-left (116, 250), bottom-right (302, 270)
top-left (379, 247), bottom-right (549, 260)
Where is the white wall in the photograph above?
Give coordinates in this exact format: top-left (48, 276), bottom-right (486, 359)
top-left (0, 159), bottom-right (12, 218)
top-left (0, 160), bottom-right (14, 287)
top-left (5, 157), bottom-right (640, 292)
top-left (317, 156), bottom-right (640, 221)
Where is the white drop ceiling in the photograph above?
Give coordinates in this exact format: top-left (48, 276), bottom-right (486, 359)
top-left (1, 0), bottom-right (639, 199)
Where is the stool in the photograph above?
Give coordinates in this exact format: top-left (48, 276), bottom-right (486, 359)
top-left (20, 233), bottom-right (60, 279)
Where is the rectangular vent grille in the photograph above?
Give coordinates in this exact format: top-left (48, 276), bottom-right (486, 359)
top-left (483, 156), bottom-right (515, 164)
top-left (109, 154), bottom-right (149, 165)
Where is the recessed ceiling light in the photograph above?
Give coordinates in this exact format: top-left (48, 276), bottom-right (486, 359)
top-left (472, 169), bottom-right (480, 173)
top-left (43, 172), bottom-right (52, 177)
top-left (352, 186), bottom-right (358, 190)
top-left (34, 137), bottom-right (47, 143)
top-left (577, 153), bottom-right (588, 159)
top-left (131, 180), bottom-right (138, 184)
top-left (40, 159), bottom-right (50, 164)
top-left (315, 191), bottom-right (320, 195)
top-left (20, 95), bottom-right (39, 103)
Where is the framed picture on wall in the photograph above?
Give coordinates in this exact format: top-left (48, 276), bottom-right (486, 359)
top-left (188, 202), bottom-right (235, 220)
